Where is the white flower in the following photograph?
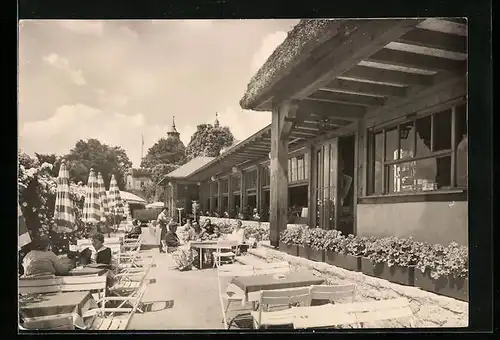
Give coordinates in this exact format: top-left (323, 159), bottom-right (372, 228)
top-left (41, 162), bottom-right (53, 170)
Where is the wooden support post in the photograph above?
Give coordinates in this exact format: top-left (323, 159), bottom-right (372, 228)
top-left (217, 179), bottom-right (222, 216)
top-left (307, 144), bottom-right (317, 228)
top-left (209, 181), bottom-right (214, 212)
top-left (256, 165), bottom-right (262, 212)
top-left (270, 101), bottom-right (297, 248)
top-left (240, 172), bottom-right (245, 213)
top-left (227, 176), bottom-right (233, 216)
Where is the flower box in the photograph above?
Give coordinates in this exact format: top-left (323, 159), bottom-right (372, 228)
top-left (298, 245), bottom-right (324, 262)
top-left (325, 251), bottom-right (361, 272)
top-left (279, 243), bottom-right (298, 257)
top-left (414, 268), bottom-right (468, 302)
top-left (361, 257), bottom-right (415, 286)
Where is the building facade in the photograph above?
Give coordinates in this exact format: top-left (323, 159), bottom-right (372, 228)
top-left (161, 19), bottom-right (468, 248)
top-left (125, 168), bottom-right (153, 191)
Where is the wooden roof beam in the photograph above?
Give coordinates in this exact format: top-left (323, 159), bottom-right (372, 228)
top-left (308, 89), bottom-right (387, 107)
top-left (297, 100), bottom-right (366, 121)
top-left (397, 28), bottom-right (467, 54)
top-left (322, 78), bottom-right (408, 97)
top-left (341, 65), bottom-right (433, 86)
top-left (366, 48), bottom-right (466, 73)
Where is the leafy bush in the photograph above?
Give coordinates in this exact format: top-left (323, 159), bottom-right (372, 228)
top-left (337, 234), bottom-right (370, 257)
top-left (216, 222), bottom-right (234, 234)
top-left (322, 229), bottom-right (344, 251)
top-left (299, 227), bottom-right (328, 250)
top-left (244, 224), bottom-right (269, 242)
top-left (416, 241), bottom-right (468, 279)
top-left (279, 226), bottom-right (303, 245)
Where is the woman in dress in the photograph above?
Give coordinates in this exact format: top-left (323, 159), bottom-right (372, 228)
top-left (165, 223), bottom-right (197, 271)
top-left (22, 234), bottom-right (73, 277)
top-left (79, 232), bottom-right (112, 268)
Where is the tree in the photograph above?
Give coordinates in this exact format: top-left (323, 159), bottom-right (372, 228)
top-left (185, 124), bottom-right (235, 160)
top-left (65, 139), bottom-right (132, 189)
top-left (35, 153), bottom-right (60, 176)
top-left (140, 138), bottom-right (186, 169)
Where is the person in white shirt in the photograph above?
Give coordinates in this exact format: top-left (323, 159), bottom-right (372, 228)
top-left (156, 207), bottom-right (169, 253)
top-left (229, 220), bottom-right (249, 255)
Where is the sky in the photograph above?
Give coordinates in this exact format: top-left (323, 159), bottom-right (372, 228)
top-left (18, 19), bottom-right (299, 167)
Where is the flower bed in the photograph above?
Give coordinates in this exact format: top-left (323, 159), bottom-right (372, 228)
top-left (278, 226), bottom-right (468, 299)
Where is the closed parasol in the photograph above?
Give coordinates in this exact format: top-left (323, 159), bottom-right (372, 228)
top-left (53, 160), bottom-right (75, 232)
top-left (18, 204), bottom-right (31, 249)
top-left (82, 168), bottom-right (102, 225)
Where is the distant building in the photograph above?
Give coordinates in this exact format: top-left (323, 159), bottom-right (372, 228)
top-left (126, 168), bottom-right (153, 191)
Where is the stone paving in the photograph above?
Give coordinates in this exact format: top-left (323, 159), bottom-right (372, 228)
top-left (245, 245), bottom-right (468, 328)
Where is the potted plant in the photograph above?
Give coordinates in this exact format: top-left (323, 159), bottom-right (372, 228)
top-left (278, 226), bottom-right (302, 256)
top-left (326, 233), bottom-right (364, 272)
top-left (296, 227), bottom-right (326, 262)
top-left (361, 237), bottom-right (419, 286)
top-left (415, 242), bottom-right (468, 301)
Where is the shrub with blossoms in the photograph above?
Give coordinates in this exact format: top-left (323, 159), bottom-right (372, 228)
top-left (18, 152), bottom-right (86, 249)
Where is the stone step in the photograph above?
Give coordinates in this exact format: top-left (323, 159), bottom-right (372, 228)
top-left (235, 252), bottom-right (268, 266)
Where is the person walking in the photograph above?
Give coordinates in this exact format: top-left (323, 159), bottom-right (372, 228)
top-left (156, 207), bottom-right (169, 253)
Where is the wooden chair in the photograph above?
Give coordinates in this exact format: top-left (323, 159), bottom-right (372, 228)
top-left (212, 240), bottom-right (238, 268)
top-left (217, 264), bottom-right (256, 329)
top-left (251, 287), bottom-right (311, 329)
top-left (20, 314), bottom-right (74, 330)
top-left (59, 275), bottom-right (107, 309)
top-left (110, 259), bottom-right (154, 304)
top-left (309, 284), bottom-right (356, 305)
top-left (83, 281), bottom-right (149, 330)
top-left (19, 276), bottom-right (61, 295)
top-left (346, 298), bottom-right (415, 328)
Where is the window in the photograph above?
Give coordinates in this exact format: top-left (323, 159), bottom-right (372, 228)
top-left (231, 175), bottom-right (241, 192)
top-left (245, 170), bottom-right (257, 189)
top-left (221, 179), bottom-right (229, 194)
top-left (367, 103), bottom-right (466, 195)
top-left (262, 165), bottom-right (271, 187)
top-left (288, 154), bottom-right (308, 183)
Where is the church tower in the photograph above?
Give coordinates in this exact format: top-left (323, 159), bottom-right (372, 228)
top-left (214, 112), bottom-right (220, 128)
top-left (167, 116), bottom-right (181, 139)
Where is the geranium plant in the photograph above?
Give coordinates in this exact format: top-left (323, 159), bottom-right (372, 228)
top-left (338, 234), bottom-right (370, 257)
top-left (322, 229), bottom-right (344, 252)
top-left (365, 237), bottom-right (393, 264)
top-left (307, 227), bottom-right (328, 250)
top-left (385, 237), bottom-right (424, 268)
top-left (416, 241), bottom-right (468, 279)
top-left (279, 226), bottom-right (303, 245)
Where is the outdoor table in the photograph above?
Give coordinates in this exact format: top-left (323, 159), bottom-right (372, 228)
top-left (231, 270), bottom-right (325, 308)
top-left (69, 267), bottom-right (108, 276)
top-left (19, 291), bottom-right (98, 329)
top-left (189, 241), bottom-right (218, 269)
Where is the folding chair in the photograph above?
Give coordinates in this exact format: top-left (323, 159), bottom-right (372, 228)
top-left (251, 287), bottom-right (311, 329)
top-left (309, 284), bottom-right (356, 306)
top-left (19, 276), bottom-right (61, 295)
top-left (212, 240), bottom-right (238, 268)
top-left (217, 264), bottom-right (256, 329)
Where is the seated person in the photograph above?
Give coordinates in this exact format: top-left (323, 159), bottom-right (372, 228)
top-left (125, 220), bottom-right (142, 239)
top-left (164, 223), bottom-right (197, 271)
top-left (22, 234), bottom-right (73, 277)
top-left (203, 219), bottom-right (215, 235)
top-left (208, 225), bottom-right (221, 240)
top-left (228, 220), bottom-right (248, 255)
top-left (79, 232), bottom-right (113, 269)
top-left (186, 222), bottom-right (207, 241)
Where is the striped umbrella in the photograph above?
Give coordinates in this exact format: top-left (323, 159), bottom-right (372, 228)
top-left (97, 172), bottom-right (109, 222)
top-left (82, 168), bottom-right (102, 224)
top-left (108, 174), bottom-right (125, 226)
top-left (18, 204), bottom-right (31, 249)
top-left (54, 160), bottom-right (75, 232)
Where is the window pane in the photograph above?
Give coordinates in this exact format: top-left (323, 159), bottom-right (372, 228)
top-left (415, 115), bottom-right (432, 157)
top-left (316, 150), bottom-right (321, 189)
top-left (330, 142), bottom-right (337, 192)
top-left (433, 109), bottom-right (452, 151)
top-left (399, 121), bottom-right (415, 159)
top-left (304, 153), bottom-right (309, 180)
top-left (455, 104), bottom-right (468, 187)
top-left (387, 156), bottom-right (452, 193)
top-left (385, 128), bottom-right (398, 161)
top-left (374, 133), bottom-right (384, 194)
top-left (292, 157), bottom-right (298, 182)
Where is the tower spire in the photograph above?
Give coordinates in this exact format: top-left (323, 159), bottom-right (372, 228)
top-left (214, 112), bottom-right (220, 127)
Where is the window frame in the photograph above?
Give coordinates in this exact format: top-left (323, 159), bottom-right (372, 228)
top-left (366, 102), bottom-right (467, 196)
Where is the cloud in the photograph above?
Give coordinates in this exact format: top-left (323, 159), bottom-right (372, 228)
top-left (59, 20), bottom-right (104, 36)
top-left (97, 89), bottom-right (129, 109)
top-left (119, 26), bottom-right (139, 39)
top-left (43, 53), bottom-right (87, 85)
top-left (19, 103), bottom-right (172, 167)
top-left (250, 31), bottom-right (288, 73)
top-left (19, 103), bottom-right (272, 168)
